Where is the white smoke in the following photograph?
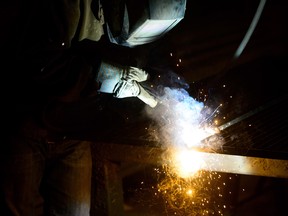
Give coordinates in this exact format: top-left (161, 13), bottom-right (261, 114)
top-left (145, 87), bottom-right (218, 150)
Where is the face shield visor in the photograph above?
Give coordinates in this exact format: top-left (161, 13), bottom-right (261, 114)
top-left (104, 0), bottom-right (187, 47)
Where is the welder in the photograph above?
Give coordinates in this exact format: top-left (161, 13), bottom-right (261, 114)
top-left (1, 0), bottom-right (186, 215)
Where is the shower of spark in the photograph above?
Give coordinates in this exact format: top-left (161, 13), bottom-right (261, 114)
top-left (151, 163), bottom-right (236, 215)
top-left (143, 83), bottom-right (230, 215)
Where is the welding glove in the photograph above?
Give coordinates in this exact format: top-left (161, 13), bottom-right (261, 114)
top-left (96, 60), bottom-right (157, 107)
top-left (96, 60), bottom-right (149, 93)
top-left (113, 80), bottom-right (140, 98)
top-left (113, 79), bottom-right (158, 107)
top-left (123, 66), bottom-right (149, 82)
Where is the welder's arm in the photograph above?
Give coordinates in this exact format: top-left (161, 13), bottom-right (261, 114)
top-left (96, 61), bottom-right (158, 107)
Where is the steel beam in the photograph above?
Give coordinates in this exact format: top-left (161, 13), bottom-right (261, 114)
top-left (98, 143), bottom-right (288, 178)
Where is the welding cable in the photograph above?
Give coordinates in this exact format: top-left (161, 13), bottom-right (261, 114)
top-left (233, 0), bottom-right (267, 59)
top-left (217, 95), bottom-right (287, 131)
top-left (205, 0), bottom-right (267, 94)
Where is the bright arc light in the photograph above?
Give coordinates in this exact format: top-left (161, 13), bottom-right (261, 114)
top-left (172, 149), bottom-right (205, 178)
top-left (181, 124), bottom-right (217, 148)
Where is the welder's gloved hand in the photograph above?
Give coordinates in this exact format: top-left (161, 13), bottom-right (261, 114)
top-left (113, 80), bottom-right (158, 108)
top-left (96, 61), bottom-right (125, 93)
top-left (123, 67), bottom-right (149, 82)
top-left (96, 60), bottom-right (157, 107)
top-left (113, 80), bottom-right (140, 98)
top-left (96, 61), bottom-right (149, 93)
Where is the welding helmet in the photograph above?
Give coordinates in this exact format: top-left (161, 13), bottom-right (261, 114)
top-left (102, 0), bottom-right (187, 47)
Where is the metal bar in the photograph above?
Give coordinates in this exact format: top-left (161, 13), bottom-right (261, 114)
top-left (218, 95), bottom-right (287, 131)
top-left (98, 143), bottom-right (288, 178)
top-left (197, 151), bottom-right (288, 178)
